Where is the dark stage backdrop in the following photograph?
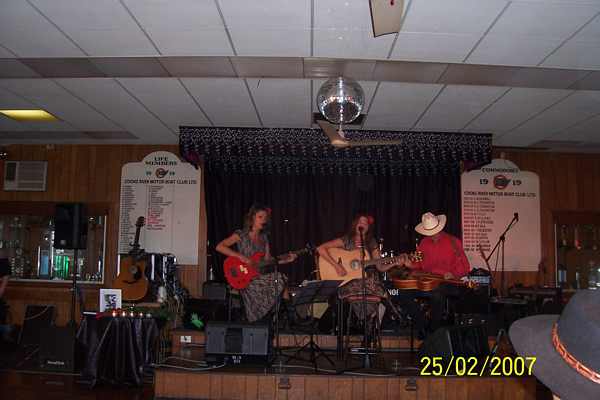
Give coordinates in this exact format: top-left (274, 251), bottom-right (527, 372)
top-left (205, 171), bottom-right (461, 285)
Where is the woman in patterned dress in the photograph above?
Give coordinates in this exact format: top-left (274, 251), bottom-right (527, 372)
top-left (317, 212), bottom-right (405, 318)
top-left (216, 204), bottom-right (296, 323)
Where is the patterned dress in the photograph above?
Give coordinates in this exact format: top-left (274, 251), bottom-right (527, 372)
top-left (234, 229), bottom-right (287, 323)
top-left (337, 236), bottom-right (388, 319)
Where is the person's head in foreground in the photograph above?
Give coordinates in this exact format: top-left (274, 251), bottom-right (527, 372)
top-left (509, 290), bottom-right (600, 400)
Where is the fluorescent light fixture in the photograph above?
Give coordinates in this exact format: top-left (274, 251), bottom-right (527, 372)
top-left (370, 0), bottom-right (405, 37)
top-left (0, 109), bottom-right (59, 122)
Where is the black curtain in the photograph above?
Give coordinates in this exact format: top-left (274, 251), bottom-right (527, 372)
top-left (205, 171), bottom-right (461, 285)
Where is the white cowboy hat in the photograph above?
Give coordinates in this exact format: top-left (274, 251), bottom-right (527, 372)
top-left (415, 212), bottom-right (446, 236)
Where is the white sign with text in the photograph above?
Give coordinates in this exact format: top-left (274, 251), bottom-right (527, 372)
top-left (118, 151), bottom-right (201, 265)
top-left (461, 159), bottom-right (541, 271)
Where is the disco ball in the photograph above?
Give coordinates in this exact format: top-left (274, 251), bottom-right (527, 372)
top-left (316, 77), bottom-right (364, 125)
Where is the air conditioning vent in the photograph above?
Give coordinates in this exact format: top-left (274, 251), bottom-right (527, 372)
top-left (3, 161), bottom-right (48, 191)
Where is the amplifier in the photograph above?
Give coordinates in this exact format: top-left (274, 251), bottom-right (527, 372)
top-left (205, 322), bottom-right (271, 365)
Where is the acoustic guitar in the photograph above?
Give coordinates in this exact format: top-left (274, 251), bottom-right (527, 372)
top-left (113, 217), bottom-right (148, 301)
top-left (224, 246), bottom-right (311, 290)
top-left (391, 271), bottom-right (474, 292)
top-left (318, 248), bottom-right (409, 286)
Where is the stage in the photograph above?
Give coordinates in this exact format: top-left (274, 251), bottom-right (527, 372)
top-left (157, 330), bottom-right (539, 400)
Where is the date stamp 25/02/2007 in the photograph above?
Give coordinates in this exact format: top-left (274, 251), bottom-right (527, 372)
top-left (420, 356), bottom-right (536, 377)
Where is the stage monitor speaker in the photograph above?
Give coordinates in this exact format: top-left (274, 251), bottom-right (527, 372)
top-left (419, 324), bottom-right (489, 361)
top-left (205, 322), bottom-right (271, 365)
top-left (39, 326), bottom-right (76, 372)
top-left (19, 305), bottom-right (55, 346)
top-left (54, 203), bottom-right (87, 249)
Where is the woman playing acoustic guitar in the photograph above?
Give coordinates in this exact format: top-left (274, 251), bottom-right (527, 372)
top-left (317, 212), bottom-right (405, 320)
top-left (216, 204), bottom-right (296, 323)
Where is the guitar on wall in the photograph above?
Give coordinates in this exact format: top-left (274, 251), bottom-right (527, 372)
top-left (318, 248), bottom-right (413, 286)
top-left (224, 245), bottom-right (312, 290)
top-left (114, 216), bottom-right (149, 301)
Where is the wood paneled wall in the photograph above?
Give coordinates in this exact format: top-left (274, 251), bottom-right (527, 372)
top-left (1, 144), bottom-right (597, 324)
top-left (0, 144), bottom-right (206, 325)
top-left (492, 150), bottom-right (600, 289)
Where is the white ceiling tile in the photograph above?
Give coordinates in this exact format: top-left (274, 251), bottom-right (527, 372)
top-left (363, 82), bottom-right (443, 130)
top-left (557, 114), bottom-right (600, 142)
top-left (0, 79), bottom-right (120, 131)
top-left (314, 29), bottom-right (395, 59)
top-left (402, 0), bottom-right (508, 35)
top-left (0, 1), bottom-right (85, 57)
top-left (29, 0), bottom-right (157, 56)
top-left (312, 79), bottom-right (378, 114)
top-left (467, 35), bottom-right (561, 66)
top-left (229, 28), bottom-right (310, 57)
top-left (0, 85), bottom-right (36, 109)
top-left (118, 78), bottom-right (210, 130)
top-left (542, 41), bottom-right (600, 69)
top-left (221, 0), bottom-right (310, 56)
top-left (391, 32), bottom-right (479, 63)
top-left (55, 78), bottom-right (176, 142)
top-left (123, 0), bottom-right (232, 56)
top-left (498, 90), bottom-right (600, 145)
top-left (247, 79), bottom-right (310, 127)
top-left (0, 46), bottom-right (16, 58)
top-left (490, 2), bottom-right (600, 38)
top-left (415, 85), bottom-right (507, 131)
top-left (465, 87), bottom-right (572, 135)
top-left (181, 78), bottom-right (260, 127)
top-left (219, 0), bottom-right (310, 29)
top-left (572, 12), bottom-right (600, 41)
top-left (0, 115), bottom-right (29, 131)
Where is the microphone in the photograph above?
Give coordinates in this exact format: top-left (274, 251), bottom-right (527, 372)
top-left (514, 212), bottom-right (519, 222)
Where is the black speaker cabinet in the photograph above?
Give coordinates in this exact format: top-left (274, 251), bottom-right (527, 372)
top-left (205, 322), bottom-right (271, 365)
top-left (202, 282), bottom-right (228, 302)
top-left (419, 324), bottom-right (489, 361)
top-left (54, 203), bottom-right (87, 249)
top-left (19, 305), bottom-right (55, 346)
top-left (39, 326), bottom-right (76, 372)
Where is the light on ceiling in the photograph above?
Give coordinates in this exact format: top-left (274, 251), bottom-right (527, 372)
top-left (0, 109), bottom-right (59, 122)
top-left (369, 0), bottom-right (405, 37)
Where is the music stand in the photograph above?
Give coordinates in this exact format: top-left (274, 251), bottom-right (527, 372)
top-left (286, 280), bottom-right (342, 371)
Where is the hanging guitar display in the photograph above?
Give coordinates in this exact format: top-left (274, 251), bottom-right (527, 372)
top-left (224, 245), bottom-right (312, 290)
top-left (113, 216), bottom-right (149, 301)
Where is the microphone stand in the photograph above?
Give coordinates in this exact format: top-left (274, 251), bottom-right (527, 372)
top-left (358, 227), bottom-right (372, 369)
top-left (484, 214), bottom-right (518, 297)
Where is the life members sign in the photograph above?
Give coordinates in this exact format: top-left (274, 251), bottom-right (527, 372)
top-left (461, 159), bottom-right (541, 272)
top-left (118, 151), bottom-right (201, 265)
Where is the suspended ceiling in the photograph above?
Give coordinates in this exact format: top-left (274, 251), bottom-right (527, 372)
top-left (1, 0), bottom-right (600, 152)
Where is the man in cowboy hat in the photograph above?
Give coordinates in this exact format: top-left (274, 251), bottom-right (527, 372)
top-left (510, 290), bottom-right (600, 400)
top-left (408, 212), bottom-right (470, 280)
top-left (404, 212), bottom-right (471, 332)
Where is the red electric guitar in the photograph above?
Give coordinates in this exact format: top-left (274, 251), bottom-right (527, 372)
top-left (224, 246), bottom-right (312, 290)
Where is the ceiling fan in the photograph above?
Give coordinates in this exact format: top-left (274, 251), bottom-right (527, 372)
top-left (316, 119), bottom-right (404, 148)
top-left (316, 77), bottom-right (404, 147)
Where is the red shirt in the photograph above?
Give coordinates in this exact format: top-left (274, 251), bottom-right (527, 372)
top-left (413, 232), bottom-right (470, 278)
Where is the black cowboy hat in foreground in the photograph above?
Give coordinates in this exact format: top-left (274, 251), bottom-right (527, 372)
top-left (509, 290), bottom-right (600, 400)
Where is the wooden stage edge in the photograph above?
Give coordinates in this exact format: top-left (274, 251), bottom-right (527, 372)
top-left (155, 369), bottom-right (536, 400)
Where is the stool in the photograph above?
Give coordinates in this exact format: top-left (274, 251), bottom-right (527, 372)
top-left (228, 288), bottom-right (246, 322)
top-left (339, 294), bottom-right (383, 360)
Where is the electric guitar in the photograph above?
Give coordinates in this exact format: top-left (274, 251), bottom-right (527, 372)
top-left (224, 246), bottom-right (312, 290)
top-left (113, 217), bottom-right (149, 301)
top-left (318, 248), bottom-right (410, 286)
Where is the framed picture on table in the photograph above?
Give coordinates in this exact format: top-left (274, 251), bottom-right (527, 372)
top-left (99, 288), bottom-right (122, 312)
